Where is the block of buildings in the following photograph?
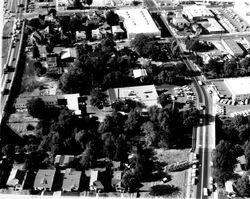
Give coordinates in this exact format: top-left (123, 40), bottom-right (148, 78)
top-left (33, 169), bottom-right (56, 191)
top-left (116, 9), bottom-right (161, 39)
top-left (107, 85), bottom-right (161, 107)
top-left (224, 77), bottom-right (250, 101)
top-left (221, 39), bottom-right (244, 57)
top-left (183, 5), bottom-right (214, 21)
top-left (15, 94), bottom-right (81, 115)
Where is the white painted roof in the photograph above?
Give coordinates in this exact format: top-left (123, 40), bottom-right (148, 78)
top-left (116, 9), bottom-right (160, 36)
top-left (224, 77), bottom-right (250, 95)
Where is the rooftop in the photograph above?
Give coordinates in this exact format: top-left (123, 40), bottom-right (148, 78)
top-left (7, 169), bottom-right (26, 187)
top-left (116, 9), bottom-right (160, 36)
top-left (63, 93), bottom-right (81, 115)
top-left (54, 155), bottom-right (75, 167)
top-left (62, 169), bottom-right (82, 192)
top-left (33, 169), bottom-right (56, 190)
top-left (224, 77), bottom-right (250, 95)
top-left (183, 5), bottom-right (214, 19)
top-left (108, 85), bottom-right (160, 107)
top-left (222, 39), bottom-right (244, 55)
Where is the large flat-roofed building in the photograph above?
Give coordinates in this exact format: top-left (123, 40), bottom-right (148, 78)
top-left (224, 77), bottom-right (250, 101)
top-left (107, 85), bottom-right (161, 107)
top-left (116, 9), bottom-right (161, 39)
top-left (182, 5), bottom-right (214, 21)
top-left (221, 39), bottom-right (244, 57)
top-left (234, 0), bottom-right (250, 25)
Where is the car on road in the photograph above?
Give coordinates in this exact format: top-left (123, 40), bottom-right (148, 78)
top-left (200, 105), bottom-right (206, 110)
top-left (6, 79), bottom-right (11, 83)
top-left (199, 118), bottom-right (203, 125)
top-left (191, 177), bottom-right (199, 185)
top-left (193, 153), bottom-right (200, 160)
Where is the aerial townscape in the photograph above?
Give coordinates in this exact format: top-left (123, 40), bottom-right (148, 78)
top-left (2, 0), bottom-right (250, 198)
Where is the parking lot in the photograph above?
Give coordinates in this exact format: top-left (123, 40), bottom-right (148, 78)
top-left (156, 83), bottom-right (198, 108)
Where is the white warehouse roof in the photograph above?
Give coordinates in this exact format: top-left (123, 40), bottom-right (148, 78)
top-left (224, 77), bottom-right (250, 96)
top-left (116, 9), bottom-right (161, 39)
top-left (108, 85), bottom-right (161, 107)
top-left (183, 5), bottom-right (214, 19)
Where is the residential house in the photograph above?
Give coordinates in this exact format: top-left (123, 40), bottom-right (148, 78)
top-left (91, 28), bottom-right (102, 40)
top-left (54, 155), bottom-right (74, 168)
top-left (76, 31), bottom-right (86, 41)
top-left (45, 54), bottom-right (63, 74)
top-left (172, 13), bottom-right (189, 29)
top-left (62, 169), bottom-right (82, 192)
top-left (112, 25), bottom-right (126, 40)
top-left (225, 180), bottom-right (236, 198)
top-left (7, 169), bottom-right (27, 190)
top-left (88, 170), bottom-right (104, 192)
top-left (112, 171), bottom-right (124, 192)
top-left (133, 69), bottom-right (147, 79)
top-left (234, 155), bottom-right (246, 176)
top-left (15, 95), bottom-right (62, 111)
top-left (112, 161), bottom-right (121, 171)
top-left (61, 48), bottom-right (77, 62)
top-left (33, 169), bottom-right (56, 191)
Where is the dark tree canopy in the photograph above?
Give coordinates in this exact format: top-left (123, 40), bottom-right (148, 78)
top-left (27, 97), bottom-right (47, 119)
top-left (212, 140), bottom-right (238, 185)
top-left (105, 10), bottom-right (120, 27)
top-left (235, 175), bottom-right (250, 197)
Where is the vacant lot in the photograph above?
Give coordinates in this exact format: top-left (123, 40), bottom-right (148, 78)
top-left (140, 148), bottom-right (190, 198)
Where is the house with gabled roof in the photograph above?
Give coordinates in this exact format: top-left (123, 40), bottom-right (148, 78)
top-left (7, 169), bottom-right (27, 190)
top-left (62, 169), bottom-right (82, 192)
top-left (87, 169), bottom-right (104, 192)
top-left (112, 170), bottom-right (124, 192)
top-left (33, 169), bottom-right (56, 191)
top-left (54, 155), bottom-right (74, 168)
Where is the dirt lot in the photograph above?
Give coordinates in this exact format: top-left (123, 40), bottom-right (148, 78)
top-left (139, 149), bottom-right (190, 198)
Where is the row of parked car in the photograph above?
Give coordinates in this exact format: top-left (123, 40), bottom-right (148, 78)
top-left (231, 110), bottom-right (250, 118)
top-left (174, 85), bottom-right (197, 102)
top-left (219, 98), bottom-right (250, 106)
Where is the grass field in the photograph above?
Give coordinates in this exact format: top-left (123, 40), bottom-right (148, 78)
top-left (139, 148), bottom-right (190, 198)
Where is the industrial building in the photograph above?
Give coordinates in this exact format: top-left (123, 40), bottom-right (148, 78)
top-left (116, 9), bottom-right (161, 39)
top-left (221, 39), bottom-right (244, 57)
top-left (234, 0), bottom-right (250, 25)
top-left (224, 77), bottom-right (250, 101)
top-left (107, 85), bottom-right (161, 107)
top-left (182, 5), bottom-right (214, 21)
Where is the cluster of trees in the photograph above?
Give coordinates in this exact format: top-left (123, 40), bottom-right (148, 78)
top-left (213, 115), bottom-right (250, 189)
top-left (184, 36), bottom-right (215, 52)
top-left (131, 34), bottom-right (170, 61)
top-left (3, 96), bottom-right (200, 176)
top-left (59, 37), bottom-right (140, 94)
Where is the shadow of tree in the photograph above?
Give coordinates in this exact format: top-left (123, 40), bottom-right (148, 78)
top-left (149, 184), bottom-right (181, 196)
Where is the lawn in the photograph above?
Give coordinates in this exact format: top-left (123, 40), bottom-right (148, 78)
top-left (139, 148), bottom-right (190, 198)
